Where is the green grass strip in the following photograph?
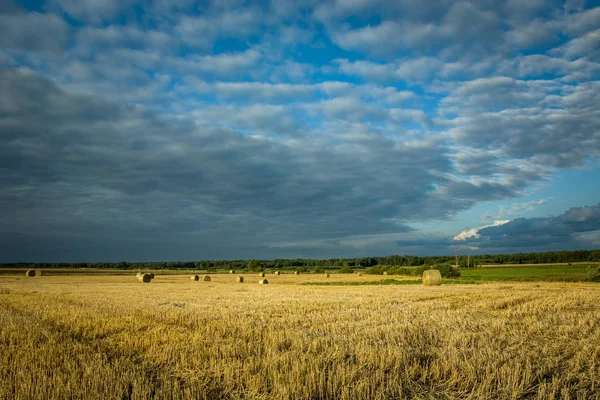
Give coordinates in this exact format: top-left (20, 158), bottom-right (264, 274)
top-left (303, 278), bottom-right (479, 286)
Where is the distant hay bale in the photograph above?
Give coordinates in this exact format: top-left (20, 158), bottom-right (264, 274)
top-left (325, 273), bottom-right (330, 278)
top-left (0, 287), bottom-right (9, 294)
top-left (138, 273), bottom-right (152, 283)
top-left (230, 270), bottom-right (235, 274)
top-left (259, 272), bottom-right (265, 277)
top-left (191, 275), bottom-right (199, 281)
top-left (294, 271), bottom-right (299, 275)
top-left (203, 275), bottom-right (211, 282)
top-left (25, 270), bottom-right (36, 277)
top-left (423, 269), bottom-right (442, 286)
top-left (149, 273), bottom-right (155, 279)
top-left (259, 279), bottom-right (269, 284)
top-left (35, 270), bottom-right (43, 276)
top-left (358, 273), bottom-right (363, 276)
top-left (383, 271), bottom-right (388, 276)
top-left (236, 276), bottom-right (244, 283)
top-left (274, 271), bottom-right (281, 275)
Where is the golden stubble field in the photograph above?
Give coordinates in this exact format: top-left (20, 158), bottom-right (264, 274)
top-left (0, 273), bottom-right (599, 400)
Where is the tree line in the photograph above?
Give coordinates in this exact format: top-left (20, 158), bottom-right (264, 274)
top-left (3, 249), bottom-right (600, 271)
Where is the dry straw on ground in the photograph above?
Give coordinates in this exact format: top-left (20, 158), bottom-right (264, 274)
top-left (259, 279), bottom-right (269, 284)
top-left (423, 269), bottom-right (442, 286)
top-left (236, 276), bottom-right (244, 283)
top-left (0, 287), bottom-right (9, 294)
top-left (191, 275), bottom-right (199, 281)
top-left (1, 275), bottom-right (599, 399)
top-left (203, 276), bottom-right (211, 282)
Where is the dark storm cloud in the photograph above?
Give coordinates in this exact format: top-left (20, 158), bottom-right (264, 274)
top-left (1, 1), bottom-right (599, 261)
top-left (0, 63), bottom-right (502, 261)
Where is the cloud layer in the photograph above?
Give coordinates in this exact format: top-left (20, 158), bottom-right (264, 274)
top-left (1, 0), bottom-right (599, 261)
top-left (456, 205), bottom-right (600, 252)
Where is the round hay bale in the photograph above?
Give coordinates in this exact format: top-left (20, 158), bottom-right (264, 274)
top-left (259, 279), bottom-right (269, 284)
top-left (138, 273), bottom-right (152, 283)
top-left (325, 273), bottom-right (330, 278)
top-left (423, 269), bottom-right (442, 286)
top-left (274, 271), bottom-right (281, 275)
top-left (236, 276), bottom-right (244, 283)
top-left (230, 270), bottom-right (235, 274)
top-left (191, 275), bottom-right (199, 281)
top-left (383, 271), bottom-right (388, 276)
top-left (25, 270), bottom-right (36, 277)
top-left (203, 275), bottom-right (211, 282)
top-left (35, 270), bottom-right (44, 276)
top-left (358, 273), bottom-right (363, 276)
top-left (259, 272), bottom-right (265, 277)
top-left (149, 273), bottom-right (155, 279)
top-left (294, 271), bottom-right (299, 275)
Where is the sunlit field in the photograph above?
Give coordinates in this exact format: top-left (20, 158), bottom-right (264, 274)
top-left (1, 272), bottom-right (599, 399)
top-left (459, 264), bottom-right (593, 282)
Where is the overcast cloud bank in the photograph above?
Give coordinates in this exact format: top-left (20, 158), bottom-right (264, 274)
top-left (1, 0), bottom-right (599, 261)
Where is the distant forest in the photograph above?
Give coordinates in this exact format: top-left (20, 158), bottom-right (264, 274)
top-left (3, 249), bottom-right (600, 271)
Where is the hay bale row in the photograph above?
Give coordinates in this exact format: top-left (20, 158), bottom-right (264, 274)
top-left (423, 269), bottom-right (442, 286)
top-left (188, 275), bottom-right (272, 284)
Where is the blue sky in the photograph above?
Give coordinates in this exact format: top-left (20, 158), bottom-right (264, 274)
top-left (1, 0), bottom-right (600, 262)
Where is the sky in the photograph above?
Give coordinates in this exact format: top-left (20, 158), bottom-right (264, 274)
top-left (1, 0), bottom-right (600, 262)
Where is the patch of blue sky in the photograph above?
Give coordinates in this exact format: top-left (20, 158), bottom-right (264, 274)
top-left (412, 164), bottom-right (600, 239)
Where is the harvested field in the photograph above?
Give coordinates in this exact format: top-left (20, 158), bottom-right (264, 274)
top-left (0, 273), bottom-right (599, 399)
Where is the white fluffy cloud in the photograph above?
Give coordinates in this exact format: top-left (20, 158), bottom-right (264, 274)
top-left (454, 220), bottom-right (510, 241)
